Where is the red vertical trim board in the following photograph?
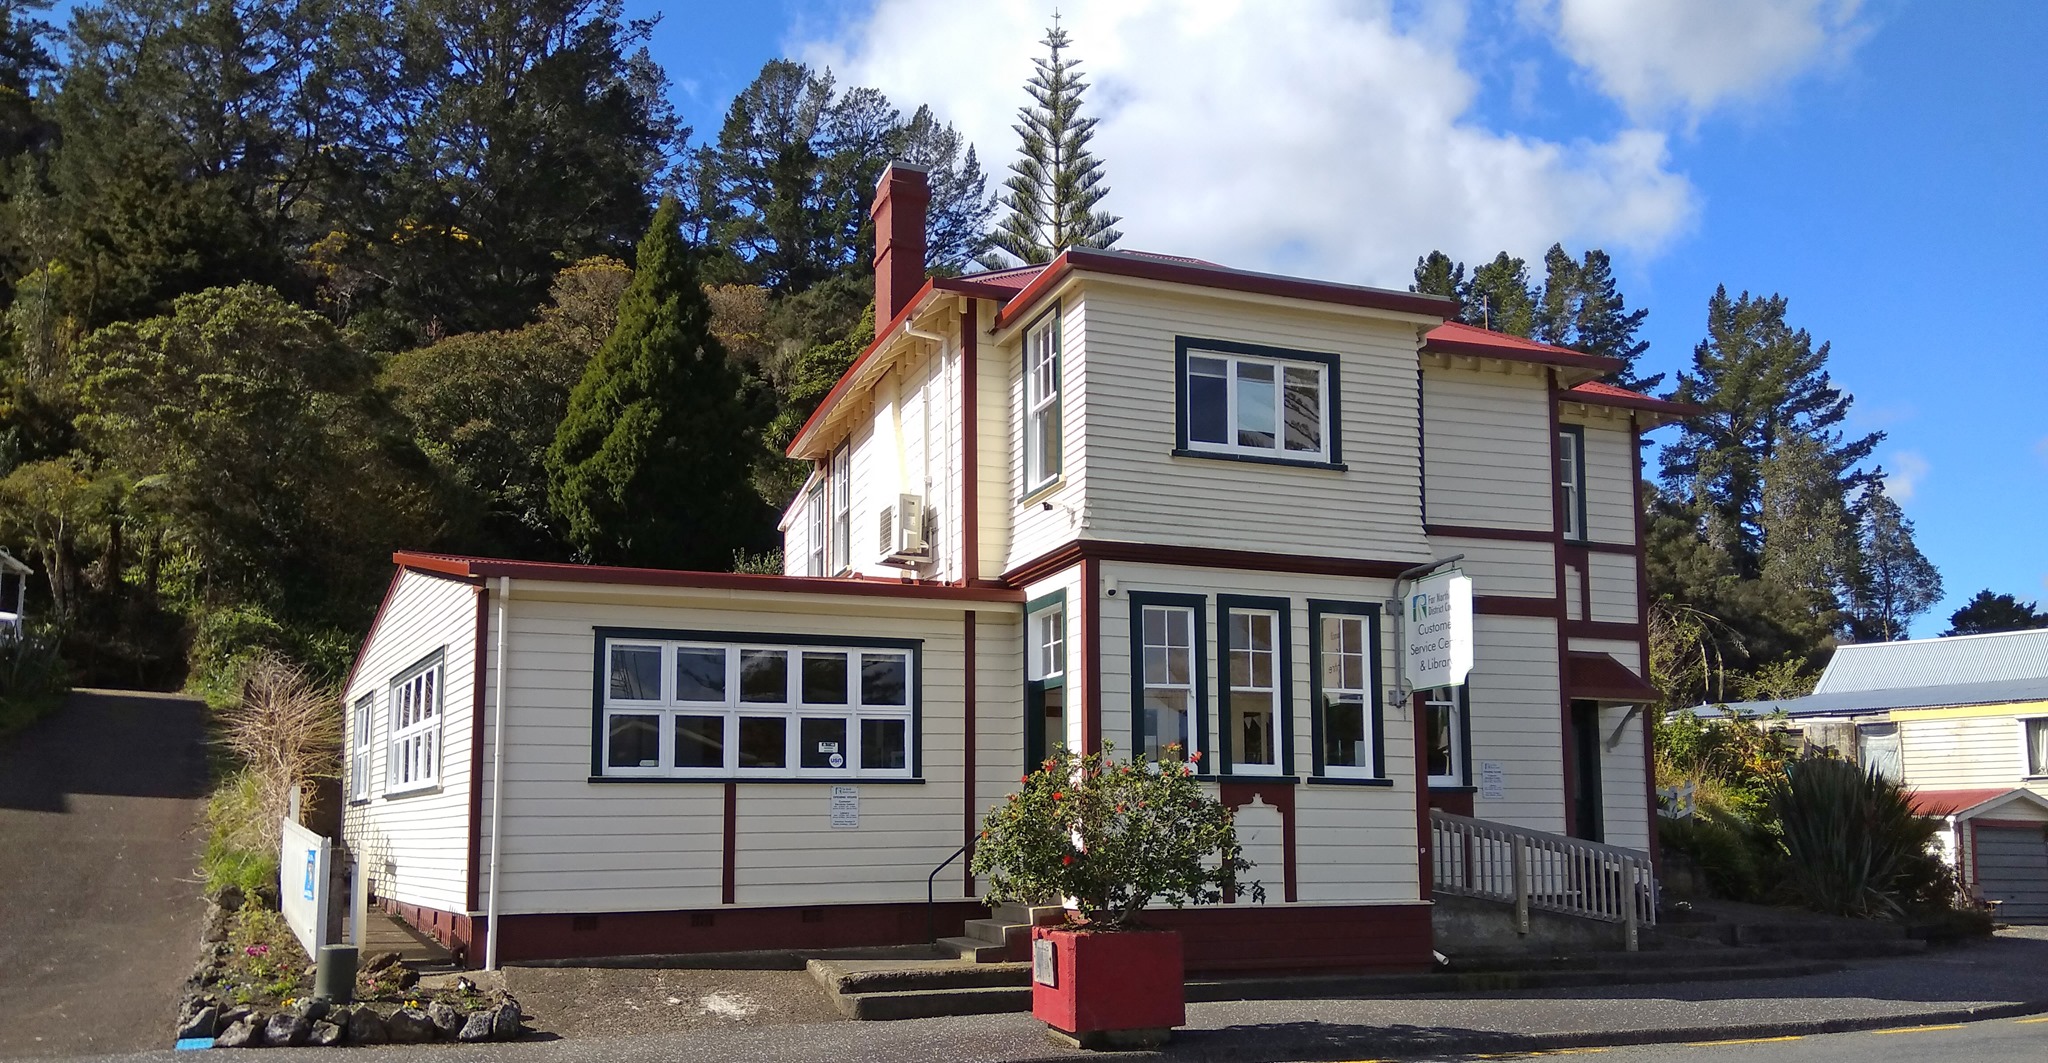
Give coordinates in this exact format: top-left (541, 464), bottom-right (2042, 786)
top-left (465, 585), bottom-right (490, 914)
top-left (722, 783), bottom-right (738, 905)
top-left (1414, 692), bottom-right (1432, 901)
top-left (1548, 373), bottom-right (1578, 838)
top-left (1631, 415), bottom-right (1661, 874)
top-left (960, 300), bottom-right (980, 584)
top-left (1218, 782), bottom-right (1298, 903)
top-left (962, 609), bottom-right (978, 895)
top-left (1081, 557), bottom-right (1103, 754)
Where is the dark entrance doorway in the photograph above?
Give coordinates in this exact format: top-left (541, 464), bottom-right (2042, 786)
top-left (1569, 699), bottom-right (1604, 842)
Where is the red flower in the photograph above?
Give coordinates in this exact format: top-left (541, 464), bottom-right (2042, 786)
top-left (1189, 751), bottom-right (1202, 763)
top-left (1053, 791), bottom-right (1065, 800)
top-left (1021, 776), bottom-right (1030, 784)
top-left (1115, 803), bottom-right (1126, 814)
top-left (1062, 854), bottom-right (1073, 866)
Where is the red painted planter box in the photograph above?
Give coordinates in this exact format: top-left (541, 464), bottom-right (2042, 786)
top-left (1030, 925), bottom-right (1185, 1043)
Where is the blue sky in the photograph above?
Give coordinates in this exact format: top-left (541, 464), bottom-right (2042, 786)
top-left (621, 0), bottom-right (2039, 638)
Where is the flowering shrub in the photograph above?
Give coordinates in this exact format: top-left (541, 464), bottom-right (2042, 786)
top-left (969, 743), bottom-right (1260, 929)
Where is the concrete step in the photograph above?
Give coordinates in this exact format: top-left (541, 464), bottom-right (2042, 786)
top-left (933, 935), bottom-right (1010, 962)
top-left (809, 958), bottom-right (1028, 995)
top-left (962, 917), bottom-right (1024, 947)
top-left (834, 984), bottom-right (1033, 1021)
top-left (991, 902), bottom-right (1067, 926)
top-left (1765, 937), bottom-right (1928, 960)
top-left (1443, 946), bottom-right (1791, 973)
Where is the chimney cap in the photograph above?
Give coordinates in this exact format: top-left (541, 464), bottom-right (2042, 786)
top-left (876, 160), bottom-right (931, 189)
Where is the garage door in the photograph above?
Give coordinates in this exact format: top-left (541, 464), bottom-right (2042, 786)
top-left (1975, 824), bottom-right (2048, 923)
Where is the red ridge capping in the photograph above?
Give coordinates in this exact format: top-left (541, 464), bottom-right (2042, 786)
top-left (1567, 379), bottom-right (1703, 419)
top-left (1566, 651), bottom-right (1662, 702)
top-left (390, 551), bottom-right (1024, 603)
top-left (1424, 321), bottom-right (1623, 374)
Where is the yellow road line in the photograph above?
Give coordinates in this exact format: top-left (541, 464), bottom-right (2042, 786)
top-left (1683, 1036), bottom-right (1804, 1046)
top-left (2017, 1016), bottom-right (2048, 1024)
top-left (1872, 1023), bottom-right (1965, 1035)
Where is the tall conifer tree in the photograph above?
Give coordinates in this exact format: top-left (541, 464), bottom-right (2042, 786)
top-left (989, 18), bottom-right (1120, 265)
top-left (547, 198), bottom-right (768, 568)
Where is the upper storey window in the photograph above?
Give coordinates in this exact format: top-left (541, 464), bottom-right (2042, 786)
top-left (1024, 309), bottom-right (1062, 492)
top-left (1176, 338), bottom-right (1340, 467)
top-left (1558, 426), bottom-right (1586, 541)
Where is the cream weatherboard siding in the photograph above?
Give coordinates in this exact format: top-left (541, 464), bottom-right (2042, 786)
top-left (1566, 415), bottom-right (1638, 545)
top-left (1003, 296), bottom-right (1088, 573)
top-left (1896, 703), bottom-right (2048, 799)
top-left (1423, 365), bottom-right (1553, 533)
top-left (1469, 615), bottom-right (1566, 833)
top-left (474, 585), bottom-right (1021, 915)
top-left (1078, 284), bottom-right (1431, 563)
top-left (342, 569), bottom-right (480, 917)
top-left (1428, 537), bottom-right (1554, 599)
top-left (1586, 553), bottom-right (1639, 624)
top-left (975, 300), bottom-right (1015, 582)
top-left (1095, 561), bottom-right (1421, 905)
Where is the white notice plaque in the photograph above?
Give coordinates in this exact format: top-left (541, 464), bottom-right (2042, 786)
top-left (829, 785), bottom-right (859, 829)
top-left (1479, 761), bottom-right (1506, 801)
top-left (1404, 570), bottom-right (1474, 691)
top-left (1032, 937), bottom-right (1057, 987)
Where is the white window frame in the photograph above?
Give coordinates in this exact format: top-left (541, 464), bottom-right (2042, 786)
top-left (598, 635), bottom-right (917, 781)
top-left (2022, 717), bottom-right (2048, 778)
top-left (1024, 311), bottom-right (1062, 491)
top-left (1138, 604), bottom-right (1199, 761)
top-left (1558, 426), bottom-right (1585, 541)
top-left (1425, 687), bottom-right (1466, 788)
top-left (1029, 605), bottom-right (1066, 682)
top-left (805, 479), bottom-right (827, 577)
top-left (349, 693), bottom-right (374, 801)
top-left (829, 446), bottom-right (851, 574)
top-left (1182, 348), bottom-right (1332, 462)
top-left (1225, 607), bottom-right (1281, 772)
top-left (1317, 612), bottom-right (1378, 780)
top-left (386, 656), bottom-right (444, 796)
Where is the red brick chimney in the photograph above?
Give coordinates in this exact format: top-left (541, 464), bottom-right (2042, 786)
top-left (871, 162), bottom-right (930, 325)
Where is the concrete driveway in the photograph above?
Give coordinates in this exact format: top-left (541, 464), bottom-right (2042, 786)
top-left (0, 690), bottom-right (210, 1059)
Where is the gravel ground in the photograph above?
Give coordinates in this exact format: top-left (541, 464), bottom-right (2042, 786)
top-left (501, 965), bottom-right (844, 1037)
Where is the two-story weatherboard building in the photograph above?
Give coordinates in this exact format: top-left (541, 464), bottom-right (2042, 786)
top-left (341, 164), bottom-right (1690, 971)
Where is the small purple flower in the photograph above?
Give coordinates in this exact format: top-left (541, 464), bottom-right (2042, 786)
top-left (245, 944), bottom-right (270, 957)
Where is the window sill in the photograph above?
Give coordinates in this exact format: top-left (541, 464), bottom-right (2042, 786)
top-left (1018, 478), bottom-right (1067, 508)
top-left (1172, 448), bottom-right (1346, 472)
top-left (587, 775), bottom-right (926, 785)
top-left (1219, 773), bottom-right (1297, 784)
top-left (347, 798), bottom-right (372, 808)
top-left (382, 784), bottom-right (443, 800)
top-left (1307, 776), bottom-right (1394, 787)
top-left (1429, 783), bottom-right (1477, 794)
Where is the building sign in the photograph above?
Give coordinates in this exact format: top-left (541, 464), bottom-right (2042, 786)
top-left (1478, 761), bottom-right (1506, 801)
top-left (829, 785), bottom-right (859, 829)
top-left (1032, 937), bottom-right (1058, 987)
top-left (1403, 570), bottom-right (1473, 691)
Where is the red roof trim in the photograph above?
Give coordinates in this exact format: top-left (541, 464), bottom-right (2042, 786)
top-left (992, 248), bottom-right (1455, 332)
top-left (785, 278), bottom-right (941, 457)
top-left (1423, 322), bottom-right (1623, 373)
top-left (1906, 787), bottom-right (2020, 818)
top-left (1566, 380), bottom-right (1702, 418)
top-left (1566, 650), bottom-right (1661, 702)
top-left (392, 551), bottom-right (1025, 604)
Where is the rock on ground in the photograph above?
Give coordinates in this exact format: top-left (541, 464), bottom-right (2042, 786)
top-left (263, 1010), bottom-right (311, 1047)
top-left (345, 1006), bottom-right (389, 1045)
top-left (308, 1020), bottom-right (345, 1046)
top-left (457, 1011), bottom-right (498, 1042)
top-left (212, 1017), bottom-right (261, 1049)
top-left (176, 1005), bottom-right (219, 1040)
top-left (429, 1000), bottom-right (466, 1038)
top-left (386, 1006), bottom-right (436, 1043)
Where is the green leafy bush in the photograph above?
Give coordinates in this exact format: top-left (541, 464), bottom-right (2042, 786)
top-left (1659, 810), bottom-right (1773, 902)
top-left (202, 769), bottom-right (281, 899)
top-left (1770, 754), bottom-right (1938, 918)
top-left (0, 622), bottom-right (70, 738)
top-left (1656, 711), bottom-right (1794, 820)
top-left (970, 743), bottom-right (1260, 928)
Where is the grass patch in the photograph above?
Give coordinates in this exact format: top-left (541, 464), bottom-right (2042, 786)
top-left (202, 769), bottom-right (281, 899)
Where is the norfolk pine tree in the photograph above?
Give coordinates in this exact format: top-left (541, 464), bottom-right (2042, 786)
top-left (547, 198), bottom-right (768, 569)
top-left (989, 19), bottom-right (1121, 265)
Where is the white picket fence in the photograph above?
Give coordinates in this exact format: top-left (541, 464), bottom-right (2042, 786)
top-left (1430, 810), bottom-right (1658, 950)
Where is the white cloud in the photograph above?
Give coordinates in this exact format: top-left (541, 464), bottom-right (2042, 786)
top-left (797, 0), bottom-right (1697, 288)
top-left (1529, 0), bottom-right (1874, 123)
top-left (1882, 450), bottom-right (1928, 503)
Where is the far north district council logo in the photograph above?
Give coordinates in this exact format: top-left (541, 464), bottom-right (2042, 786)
top-left (1411, 593), bottom-right (1430, 623)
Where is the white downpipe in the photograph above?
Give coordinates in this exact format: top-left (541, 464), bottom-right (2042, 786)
top-left (484, 575), bottom-right (511, 970)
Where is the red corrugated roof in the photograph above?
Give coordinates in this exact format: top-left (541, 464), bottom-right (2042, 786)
top-left (1906, 788), bottom-right (2016, 818)
top-left (392, 551), bottom-right (1023, 603)
top-left (1422, 322), bottom-right (1622, 374)
top-left (1567, 651), bottom-right (1661, 702)
top-left (1567, 379), bottom-right (1702, 418)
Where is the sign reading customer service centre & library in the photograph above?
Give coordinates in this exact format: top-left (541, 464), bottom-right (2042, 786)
top-left (1404, 570), bottom-right (1473, 691)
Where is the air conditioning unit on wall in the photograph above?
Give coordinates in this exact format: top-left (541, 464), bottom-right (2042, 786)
top-left (877, 494), bottom-right (930, 567)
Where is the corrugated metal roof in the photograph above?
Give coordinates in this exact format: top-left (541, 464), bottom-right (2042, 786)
top-left (1815, 628), bottom-right (2048, 693)
top-left (1689, 676), bottom-right (2048, 720)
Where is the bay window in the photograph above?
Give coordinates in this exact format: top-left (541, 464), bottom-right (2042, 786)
top-left (1177, 339), bottom-right (1338, 465)
top-left (597, 631), bottom-right (917, 780)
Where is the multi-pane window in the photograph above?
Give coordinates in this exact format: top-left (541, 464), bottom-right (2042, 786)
top-left (830, 446), bottom-right (851, 573)
top-left (599, 636), bottom-right (915, 779)
top-left (387, 659), bottom-right (442, 794)
top-left (1425, 686), bottom-right (1467, 787)
top-left (1025, 314), bottom-right (1062, 490)
top-left (1026, 600), bottom-right (1067, 765)
top-left (1318, 613), bottom-right (1376, 778)
top-left (805, 480), bottom-right (828, 577)
top-left (350, 693), bottom-right (374, 801)
top-left (2026, 718), bottom-right (2048, 777)
top-left (1138, 605), bottom-right (1197, 760)
top-left (1558, 427), bottom-right (1585, 540)
top-left (1226, 609), bottom-right (1280, 771)
top-left (1030, 606), bottom-right (1065, 681)
top-left (1185, 350), bottom-right (1329, 461)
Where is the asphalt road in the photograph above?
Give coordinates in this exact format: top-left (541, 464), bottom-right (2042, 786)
top-left (1479, 1014), bottom-right (2048, 1063)
top-left (0, 690), bottom-right (211, 1060)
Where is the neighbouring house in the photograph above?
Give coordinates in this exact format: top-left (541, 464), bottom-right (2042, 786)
top-left (0, 549), bottom-right (30, 639)
top-left (342, 163), bottom-right (1691, 970)
top-left (1694, 627), bottom-right (2048, 922)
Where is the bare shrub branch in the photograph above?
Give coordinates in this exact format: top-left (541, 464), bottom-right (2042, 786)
top-left (215, 651), bottom-right (342, 857)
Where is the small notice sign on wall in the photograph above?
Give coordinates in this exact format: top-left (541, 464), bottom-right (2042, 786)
top-left (829, 785), bottom-right (859, 829)
top-left (1032, 937), bottom-right (1057, 987)
top-left (1478, 761), bottom-right (1506, 801)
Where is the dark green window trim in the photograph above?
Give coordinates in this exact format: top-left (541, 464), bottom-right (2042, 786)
top-left (588, 776), bottom-right (928, 786)
top-left (1020, 302), bottom-right (1063, 499)
top-left (1558, 423), bottom-right (1588, 542)
top-left (1174, 335), bottom-right (1344, 467)
top-left (1216, 594), bottom-right (1293, 778)
top-left (1422, 683), bottom-right (1474, 788)
top-left (1024, 588), bottom-right (1069, 767)
top-left (590, 627), bottom-right (924, 780)
top-left (1306, 599), bottom-right (1385, 781)
top-left (1126, 591), bottom-right (1209, 772)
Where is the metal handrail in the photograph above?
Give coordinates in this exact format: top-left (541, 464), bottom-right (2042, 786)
top-left (1430, 809), bottom-right (1657, 949)
top-left (926, 844), bottom-right (968, 942)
